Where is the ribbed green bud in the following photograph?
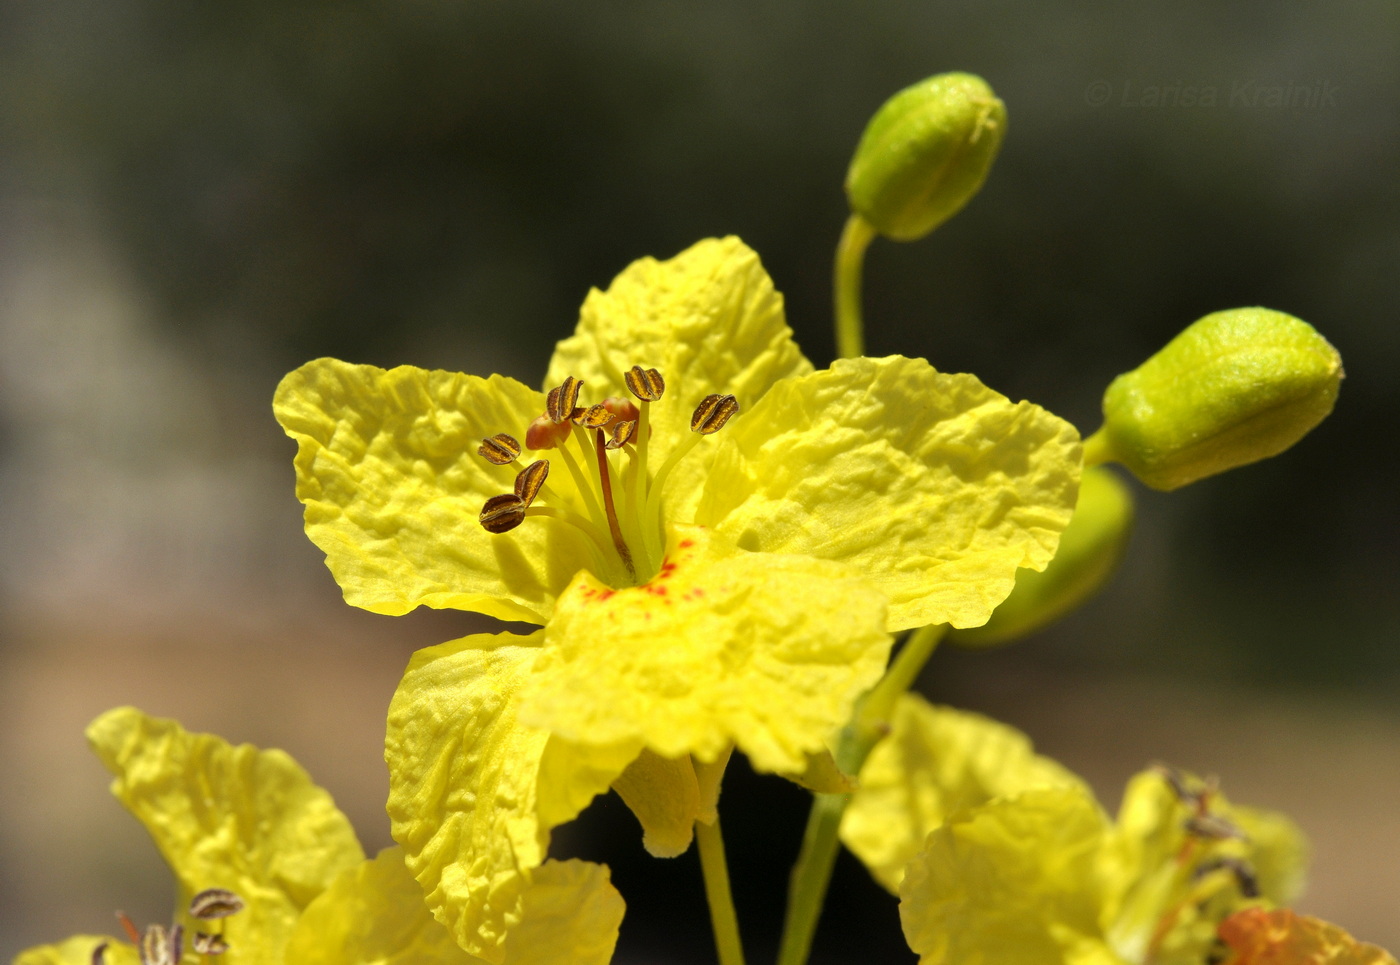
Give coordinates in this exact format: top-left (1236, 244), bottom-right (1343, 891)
top-left (1088, 308), bottom-right (1343, 491)
top-left (951, 467), bottom-right (1134, 649)
top-left (844, 72), bottom-right (1006, 241)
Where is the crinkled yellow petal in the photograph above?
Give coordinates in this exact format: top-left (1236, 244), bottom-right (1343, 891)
top-left (522, 526), bottom-right (892, 775)
top-left (1218, 909), bottom-right (1398, 965)
top-left (13, 937), bottom-right (138, 965)
top-left (385, 633), bottom-right (636, 964)
top-left (899, 786), bottom-right (1114, 965)
top-left (544, 236), bottom-right (813, 521)
top-left (275, 358), bottom-right (593, 623)
top-left (285, 847), bottom-right (485, 964)
top-left (86, 707), bottom-right (364, 965)
top-left (696, 355), bottom-right (1081, 631)
top-left (284, 847), bottom-right (625, 965)
top-left (611, 749), bottom-right (701, 858)
top-left (1100, 769), bottom-right (1308, 965)
top-left (842, 695), bottom-right (1087, 892)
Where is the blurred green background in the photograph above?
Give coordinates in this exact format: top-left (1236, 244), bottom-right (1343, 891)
top-left (2, 1), bottom-right (1396, 961)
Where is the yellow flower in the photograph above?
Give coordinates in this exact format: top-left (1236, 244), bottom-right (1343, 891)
top-left (273, 236), bottom-right (1082, 961)
top-left (14, 708), bottom-right (622, 965)
top-left (892, 737), bottom-right (1308, 965)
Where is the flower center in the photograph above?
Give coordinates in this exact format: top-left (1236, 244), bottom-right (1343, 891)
top-left (476, 364), bottom-right (739, 587)
top-left (107, 888), bottom-right (245, 964)
top-left (1112, 766), bottom-right (1262, 965)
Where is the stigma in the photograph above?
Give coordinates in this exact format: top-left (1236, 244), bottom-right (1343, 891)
top-left (475, 365), bottom-right (738, 586)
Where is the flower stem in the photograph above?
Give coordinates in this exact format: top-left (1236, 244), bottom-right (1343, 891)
top-left (696, 816), bottom-right (747, 965)
top-left (834, 213), bottom-right (877, 359)
top-left (775, 623), bottom-right (949, 965)
top-left (1081, 426), bottom-right (1115, 469)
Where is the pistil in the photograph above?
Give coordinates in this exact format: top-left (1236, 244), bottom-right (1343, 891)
top-left (595, 427), bottom-right (636, 579)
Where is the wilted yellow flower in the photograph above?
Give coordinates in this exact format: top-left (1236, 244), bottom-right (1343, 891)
top-left (13, 708), bottom-right (621, 965)
top-left (274, 236), bottom-right (1081, 961)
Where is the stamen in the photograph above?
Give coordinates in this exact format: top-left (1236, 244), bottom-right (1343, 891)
top-left (514, 459), bottom-right (550, 506)
top-left (1184, 813), bottom-right (1246, 841)
top-left (625, 365), bottom-right (665, 401)
top-left (91, 941), bottom-right (109, 965)
top-left (480, 494), bottom-right (527, 533)
top-left (594, 428), bottom-right (635, 579)
top-left (477, 433), bottom-right (521, 465)
top-left (1193, 857), bottom-right (1260, 898)
top-left (691, 394), bottom-right (740, 434)
top-left (118, 913), bottom-right (142, 945)
top-left (141, 925), bottom-right (173, 965)
top-left (192, 933), bottom-right (230, 955)
top-left (606, 420), bottom-right (636, 450)
top-left (577, 402), bottom-right (614, 428)
top-left (190, 889), bottom-right (245, 921)
top-left (546, 376), bottom-right (583, 423)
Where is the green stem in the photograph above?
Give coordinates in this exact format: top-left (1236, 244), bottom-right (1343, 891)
top-left (1081, 426), bottom-right (1115, 469)
top-left (776, 793), bottom-right (846, 965)
top-left (775, 623), bottom-right (949, 965)
top-left (834, 213), bottom-right (877, 359)
top-left (696, 817), bottom-right (747, 965)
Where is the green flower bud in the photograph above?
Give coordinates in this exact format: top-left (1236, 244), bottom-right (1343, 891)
top-left (844, 72), bottom-right (1006, 241)
top-left (1089, 308), bottom-right (1343, 491)
top-left (951, 466), bottom-right (1134, 648)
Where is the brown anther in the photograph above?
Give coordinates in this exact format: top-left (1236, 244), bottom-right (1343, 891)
top-left (690, 394), bottom-right (740, 434)
top-left (525, 414), bottom-right (570, 450)
top-left (140, 924), bottom-right (175, 965)
top-left (1184, 812), bottom-right (1246, 841)
top-left (606, 420), bottom-right (636, 449)
top-left (513, 459), bottom-right (549, 507)
top-left (481, 493), bottom-right (527, 533)
top-left (192, 933), bottom-right (230, 956)
top-left (477, 433), bottom-right (521, 465)
top-left (545, 376), bottom-right (583, 423)
top-left (577, 402), bottom-right (615, 429)
top-left (625, 365), bottom-right (665, 401)
top-left (92, 942), bottom-right (110, 965)
top-left (1193, 857), bottom-right (1260, 898)
top-left (603, 396), bottom-right (640, 423)
top-left (190, 888), bottom-right (245, 921)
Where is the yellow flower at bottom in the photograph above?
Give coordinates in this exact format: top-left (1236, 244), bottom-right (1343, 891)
top-left (14, 708), bottom-right (621, 965)
top-left (898, 764), bottom-right (1307, 965)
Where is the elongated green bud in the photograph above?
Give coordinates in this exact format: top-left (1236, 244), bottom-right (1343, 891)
top-left (1087, 308), bottom-right (1342, 491)
top-left (845, 72), bottom-right (1006, 241)
top-left (951, 467), bottom-right (1134, 648)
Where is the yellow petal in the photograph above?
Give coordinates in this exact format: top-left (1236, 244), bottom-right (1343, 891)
top-left (841, 695), bottom-right (1087, 892)
top-left (274, 358), bottom-right (593, 623)
top-left (13, 937), bottom-right (138, 965)
top-left (284, 848), bottom-right (625, 965)
top-left (611, 749), bottom-right (701, 858)
top-left (780, 747), bottom-right (857, 795)
top-left (696, 355), bottom-right (1082, 631)
top-left (285, 847), bottom-right (485, 964)
top-left (899, 786), bottom-right (1113, 965)
top-left (522, 526), bottom-right (892, 775)
top-left (85, 708), bottom-right (364, 965)
top-left (385, 633), bottom-right (636, 963)
top-left (544, 237), bottom-right (813, 521)
top-left (1218, 908), bottom-right (1397, 965)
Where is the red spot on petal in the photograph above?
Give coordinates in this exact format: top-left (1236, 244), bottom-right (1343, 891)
top-left (596, 589), bottom-right (615, 602)
top-left (678, 539), bottom-right (694, 549)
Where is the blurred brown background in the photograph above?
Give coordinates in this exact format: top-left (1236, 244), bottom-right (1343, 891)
top-left (1, 2), bottom-right (1396, 962)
